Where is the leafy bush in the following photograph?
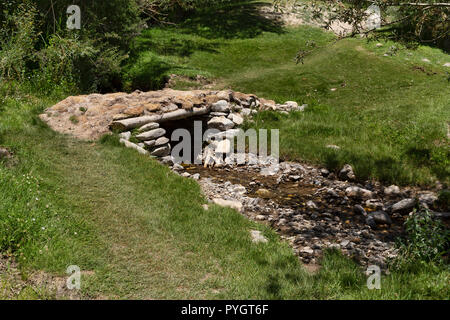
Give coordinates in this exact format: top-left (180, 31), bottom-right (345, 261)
top-left (395, 211), bottom-right (449, 266)
top-left (1, 0), bottom-right (141, 92)
top-left (36, 35), bottom-right (127, 92)
top-left (0, 1), bottom-right (38, 81)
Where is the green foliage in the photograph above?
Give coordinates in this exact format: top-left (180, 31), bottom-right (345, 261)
top-left (0, 1), bottom-right (38, 81)
top-left (34, 34), bottom-right (128, 93)
top-left (298, 0), bottom-right (450, 50)
top-left (0, 0), bottom-right (140, 92)
top-left (395, 211), bottom-right (449, 265)
top-left (1, 83), bottom-right (449, 299)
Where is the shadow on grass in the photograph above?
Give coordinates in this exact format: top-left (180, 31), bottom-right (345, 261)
top-left (133, 30), bottom-right (221, 58)
top-left (135, 1), bottom-right (285, 58)
top-left (174, 1), bottom-right (285, 39)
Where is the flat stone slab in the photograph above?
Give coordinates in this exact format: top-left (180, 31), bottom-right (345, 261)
top-left (40, 89), bottom-right (266, 140)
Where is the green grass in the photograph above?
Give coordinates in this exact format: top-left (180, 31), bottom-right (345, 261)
top-left (1, 1), bottom-right (449, 299)
top-left (0, 85), bottom-right (448, 299)
top-left (129, 13), bottom-right (450, 185)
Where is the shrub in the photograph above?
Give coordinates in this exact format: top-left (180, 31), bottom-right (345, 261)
top-left (0, 1), bottom-right (39, 81)
top-left (394, 210), bottom-right (449, 266)
top-left (1, 0), bottom-right (141, 92)
top-left (34, 34), bottom-right (128, 93)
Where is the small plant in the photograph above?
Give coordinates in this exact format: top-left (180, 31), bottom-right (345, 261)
top-left (69, 115), bottom-right (79, 124)
top-left (79, 107), bottom-right (87, 113)
top-left (394, 210), bottom-right (449, 267)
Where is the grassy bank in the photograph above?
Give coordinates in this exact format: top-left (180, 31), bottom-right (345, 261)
top-left (128, 18), bottom-right (450, 186)
top-left (0, 84), bottom-right (448, 299)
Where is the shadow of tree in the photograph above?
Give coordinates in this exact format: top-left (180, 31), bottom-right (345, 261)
top-left (125, 1), bottom-right (285, 91)
top-left (174, 1), bottom-right (285, 39)
top-left (251, 250), bottom-right (305, 299)
top-left (133, 30), bottom-right (221, 58)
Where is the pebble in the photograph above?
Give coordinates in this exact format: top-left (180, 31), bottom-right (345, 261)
top-left (250, 230), bottom-right (268, 243)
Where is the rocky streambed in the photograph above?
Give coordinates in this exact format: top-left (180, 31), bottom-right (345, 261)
top-left (163, 155), bottom-right (448, 269)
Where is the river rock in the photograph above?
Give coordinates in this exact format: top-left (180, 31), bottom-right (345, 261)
top-left (240, 108), bottom-right (252, 117)
top-left (391, 198), bottom-right (416, 213)
top-left (260, 165), bottom-right (279, 176)
top-left (138, 122), bottom-right (159, 132)
top-left (300, 246), bottom-right (314, 254)
top-left (191, 173), bottom-right (200, 180)
top-left (365, 215), bottom-right (377, 228)
top-left (119, 131), bottom-right (131, 140)
top-left (354, 204), bottom-right (367, 216)
top-left (256, 188), bottom-right (272, 198)
top-left (210, 112), bottom-right (228, 117)
top-left (384, 185), bottom-right (400, 196)
top-left (0, 147), bottom-right (12, 160)
top-left (369, 211), bottom-right (392, 225)
top-left (215, 139), bottom-right (231, 154)
top-left (211, 100), bottom-right (230, 112)
top-left (418, 192), bottom-right (438, 206)
top-left (216, 91), bottom-right (231, 101)
top-left (154, 136), bottom-right (170, 147)
top-left (144, 140), bottom-right (156, 148)
top-left (345, 186), bottom-right (373, 199)
top-left (250, 230), bottom-right (268, 243)
top-left (326, 144), bottom-right (341, 150)
top-left (119, 139), bottom-right (149, 155)
top-left (365, 199), bottom-right (383, 210)
top-left (228, 113), bottom-right (244, 125)
top-left (206, 129), bottom-right (241, 142)
top-left (339, 164), bottom-right (356, 181)
top-left (160, 156), bottom-right (174, 165)
top-left (233, 185), bottom-right (246, 195)
top-left (213, 198), bottom-right (243, 212)
top-left (150, 144), bottom-right (171, 157)
top-left (207, 116), bottom-right (235, 131)
top-left (172, 163), bottom-right (184, 171)
top-left (306, 200), bottom-right (318, 209)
